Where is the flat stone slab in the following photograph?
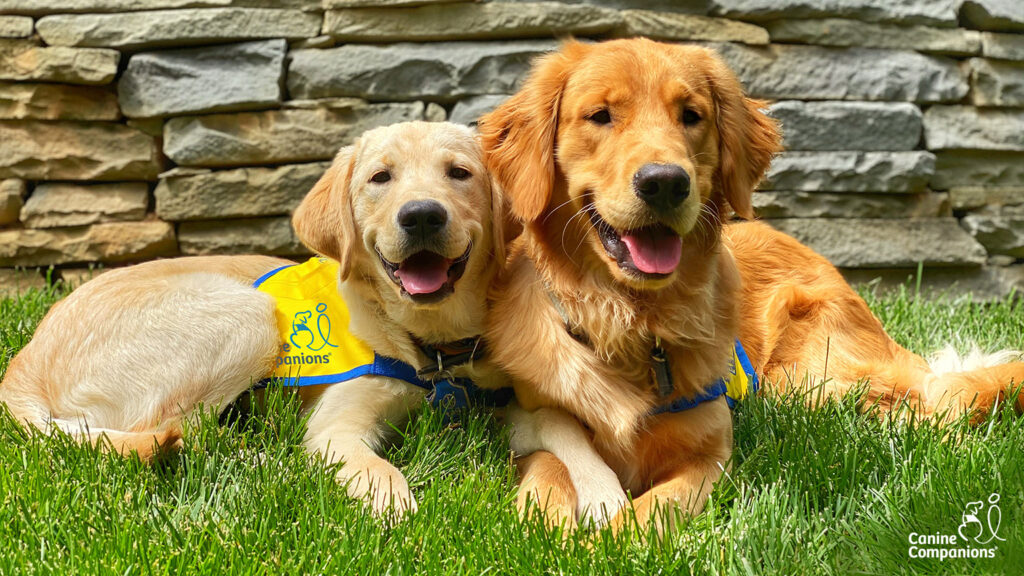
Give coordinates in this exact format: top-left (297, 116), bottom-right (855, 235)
top-left (155, 162), bottom-right (329, 220)
top-left (118, 39), bottom-right (285, 118)
top-left (842, 265), bottom-right (1024, 301)
top-left (616, 10), bottom-right (767, 43)
top-left (0, 120), bottom-right (162, 180)
top-left (961, 0), bottom-right (1024, 32)
top-left (762, 151), bottom-right (935, 193)
top-left (0, 1), bottom-right (319, 15)
top-left (768, 101), bottom-right (922, 151)
top-left (324, 0), bottom-right (472, 6)
top-left (962, 204), bottom-right (1024, 257)
top-left (924, 106), bottom-right (1024, 151)
top-left (970, 58), bottom-right (1024, 107)
top-left (0, 178), bottom-right (25, 225)
top-left (0, 221), bottom-right (176, 266)
top-left (710, 43), bottom-right (968, 103)
top-left (0, 16), bottom-right (32, 37)
top-left (0, 82), bottom-right (120, 120)
top-left (765, 18), bottom-right (981, 56)
top-left (764, 218), bottom-right (987, 268)
top-left (36, 8), bottom-right (321, 49)
top-left (933, 151), bottom-right (1024, 189)
top-left (449, 94), bottom-right (509, 125)
top-left (753, 191), bottom-right (948, 219)
top-left (164, 102), bottom-right (428, 167)
top-left (708, 0), bottom-right (960, 27)
top-left (287, 40), bottom-right (556, 101)
top-left (981, 31), bottom-right (1024, 60)
top-left (178, 217), bottom-right (308, 256)
top-left (21, 182), bottom-right (149, 228)
top-left (0, 39), bottom-right (119, 85)
top-left (948, 186), bottom-right (1024, 210)
top-left (323, 2), bottom-right (621, 41)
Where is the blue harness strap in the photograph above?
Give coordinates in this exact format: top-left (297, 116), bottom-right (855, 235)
top-left (651, 340), bottom-right (759, 414)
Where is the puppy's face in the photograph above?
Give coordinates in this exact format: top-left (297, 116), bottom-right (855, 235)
top-left (481, 39), bottom-right (780, 290)
top-left (294, 121), bottom-right (502, 307)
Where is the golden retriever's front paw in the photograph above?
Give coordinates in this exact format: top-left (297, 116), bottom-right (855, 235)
top-left (339, 464), bottom-right (418, 519)
top-left (576, 477), bottom-right (628, 528)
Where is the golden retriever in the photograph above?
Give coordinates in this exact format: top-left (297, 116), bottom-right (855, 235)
top-left (0, 121), bottom-right (509, 517)
top-left (478, 39), bottom-right (1024, 530)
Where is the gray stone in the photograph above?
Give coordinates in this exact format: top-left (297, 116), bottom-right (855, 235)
top-left (0, 267), bottom-right (46, 296)
top-left (764, 218), bottom-right (987, 268)
top-left (617, 10), bottom-right (768, 44)
top-left (36, 9), bottom-right (320, 49)
top-left (962, 204), bottom-right (1024, 258)
top-left (155, 162), bottom-right (329, 220)
top-left (507, 0), bottom-right (708, 14)
top-left (0, 178), bottom-right (24, 225)
top-left (949, 187), bottom-right (1024, 210)
top-left (842, 265), bottom-right (1024, 301)
top-left (0, 82), bottom-right (120, 120)
top-left (924, 106), bottom-right (1024, 151)
top-left (710, 43), bottom-right (968, 103)
top-left (752, 191), bottom-right (948, 219)
top-left (0, 39), bottom-right (119, 85)
top-left (164, 103), bottom-right (427, 167)
top-left (21, 182), bottom-right (149, 228)
top-left (323, 2), bottom-right (621, 41)
top-left (425, 102), bottom-right (446, 122)
top-left (450, 94), bottom-right (510, 125)
top-left (178, 217), bottom-right (308, 256)
top-left (768, 101), bottom-right (922, 151)
top-left (0, 121), bottom-right (162, 181)
top-left (961, 0), bottom-right (1024, 32)
top-left (0, 221), bottom-right (177, 266)
top-left (932, 151), bottom-right (1024, 189)
top-left (118, 40), bottom-right (285, 118)
top-left (970, 58), bottom-right (1024, 107)
top-left (324, 0), bottom-right (472, 6)
top-left (765, 19), bottom-right (981, 56)
top-left (981, 32), bottom-right (1024, 60)
top-left (708, 0), bottom-right (960, 27)
top-left (0, 1), bottom-right (319, 15)
top-left (287, 41), bottom-right (556, 102)
top-left (762, 152), bottom-right (936, 193)
top-left (0, 15), bottom-right (32, 37)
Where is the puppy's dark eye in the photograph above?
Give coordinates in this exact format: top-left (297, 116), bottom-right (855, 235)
top-left (586, 108), bottom-right (612, 126)
top-left (370, 170), bottom-right (391, 184)
top-left (681, 108), bottom-right (702, 126)
top-left (448, 166), bottom-right (472, 180)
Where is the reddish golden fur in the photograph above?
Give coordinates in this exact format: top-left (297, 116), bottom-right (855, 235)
top-left (480, 38), bottom-right (1024, 529)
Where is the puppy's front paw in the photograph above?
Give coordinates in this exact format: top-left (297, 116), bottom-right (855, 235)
top-left (339, 463), bottom-right (418, 519)
top-left (575, 473), bottom-right (627, 528)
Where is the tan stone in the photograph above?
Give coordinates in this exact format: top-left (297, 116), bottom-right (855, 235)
top-left (618, 10), bottom-right (769, 44)
top-left (0, 121), bottom-right (162, 181)
top-left (0, 16), bottom-right (33, 38)
top-left (324, 0), bottom-right (470, 6)
top-left (0, 0), bottom-right (319, 15)
top-left (323, 2), bottom-right (621, 41)
top-left (58, 266), bottom-right (110, 288)
top-left (981, 32), bottom-right (1024, 60)
top-left (21, 183), bottom-right (150, 228)
top-left (948, 187), bottom-right (1024, 210)
top-left (0, 39), bottom-right (119, 85)
top-left (970, 58), bottom-right (1024, 106)
top-left (0, 178), bottom-right (25, 225)
top-left (0, 268), bottom-right (47, 296)
top-left (765, 18), bottom-right (981, 56)
top-left (0, 221), bottom-right (176, 266)
top-left (178, 218), bottom-right (308, 256)
top-left (0, 82), bottom-right (120, 120)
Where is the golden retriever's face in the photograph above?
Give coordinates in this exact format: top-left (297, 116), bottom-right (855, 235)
top-left (480, 39), bottom-right (780, 290)
top-left (293, 121), bottom-right (501, 307)
top-left (556, 45), bottom-right (721, 286)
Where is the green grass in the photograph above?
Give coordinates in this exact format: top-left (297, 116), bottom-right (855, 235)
top-left (1, 284), bottom-right (1022, 575)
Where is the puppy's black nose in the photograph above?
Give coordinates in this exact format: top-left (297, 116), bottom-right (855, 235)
top-left (633, 163), bottom-right (690, 211)
top-left (398, 200), bottom-right (448, 239)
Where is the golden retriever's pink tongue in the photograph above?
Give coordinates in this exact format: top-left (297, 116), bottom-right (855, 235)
top-left (621, 230), bottom-right (682, 274)
top-left (395, 253), bottom-right (450, 295)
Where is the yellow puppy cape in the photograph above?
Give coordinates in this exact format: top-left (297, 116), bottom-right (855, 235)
top-left (252, 257), bottom-right (424, 389)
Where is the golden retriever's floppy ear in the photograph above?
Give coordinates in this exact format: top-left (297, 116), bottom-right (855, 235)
top-left (706, 54), bottom-right (782, 220)
top-left (292, 145), bottom-right (358, 280)
top-left (478, 42), bottom-right (582, 222)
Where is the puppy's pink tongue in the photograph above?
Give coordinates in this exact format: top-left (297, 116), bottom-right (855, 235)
top-left (395, 252), bottom-right (451, 295)
top-left (621, 229), bottom-right (682, 275)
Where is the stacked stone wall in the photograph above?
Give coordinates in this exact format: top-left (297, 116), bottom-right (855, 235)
top-left (1, 0), bottom-right (1022, 297)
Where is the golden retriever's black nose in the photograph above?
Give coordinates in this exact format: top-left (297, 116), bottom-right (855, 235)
top-left (633, 163), bottom-right (690, 211)
top-left (398, 200), bottom-right (448, 239)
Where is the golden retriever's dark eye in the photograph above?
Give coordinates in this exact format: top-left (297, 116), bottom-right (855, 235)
top-left (370, 170), bottom-right (391, 184)
top-left (681, 108), bottom-right (702, 126)
top-left (586, 108), bottom-right (612, 126)
top-left (448, 166), bottom-right (472, 180)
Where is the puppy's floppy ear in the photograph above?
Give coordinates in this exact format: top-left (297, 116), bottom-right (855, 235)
top-left (292, 145), bottom-right (358, 280)
top-left (706, 53), bottom-right (782, 220)
top-left (478, 42), bottom-right (582, 222)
